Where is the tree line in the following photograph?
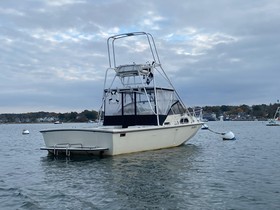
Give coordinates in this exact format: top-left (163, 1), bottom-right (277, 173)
top-left (0, 110), bottom-right (98, 124)
top-left (0, 103), bottom-right (279, 123)
top-left (201, 103), bottom-right (279, 120)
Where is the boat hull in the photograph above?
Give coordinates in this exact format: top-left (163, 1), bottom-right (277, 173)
top-left (40, 123), bottom-right (202, 156)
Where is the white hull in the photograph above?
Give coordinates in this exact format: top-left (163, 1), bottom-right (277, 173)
top-left (41, 123), bottom-right (202, 156)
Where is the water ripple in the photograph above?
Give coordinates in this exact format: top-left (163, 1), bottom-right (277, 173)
top-left (0, 122), bottom-right (280, 209)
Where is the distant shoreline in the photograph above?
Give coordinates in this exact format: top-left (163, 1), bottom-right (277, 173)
top-left (0, 103), bottom-right (279, 123)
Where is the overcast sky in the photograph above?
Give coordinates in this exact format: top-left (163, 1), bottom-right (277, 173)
top-left (1, 0), bottom-right (279, 113)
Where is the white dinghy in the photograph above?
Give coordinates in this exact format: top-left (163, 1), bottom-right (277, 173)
top-left (40, 32), bottom-right (203, 156)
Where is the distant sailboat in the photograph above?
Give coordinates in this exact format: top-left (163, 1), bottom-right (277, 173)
top-left (266, 107), bottom-right (280, 126)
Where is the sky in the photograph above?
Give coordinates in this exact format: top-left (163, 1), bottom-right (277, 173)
top-left (1, 0), bottom-right (279, 113)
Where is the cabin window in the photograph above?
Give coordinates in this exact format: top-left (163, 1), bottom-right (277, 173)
top-left (123, 92), bottom-right (135, 115)
top-left (135, 91), bottom-right (155, 115)
top-left (156, 89), bottom-right (175, 114)
top-left (180, 118), bottom-right (189, 124)
top-left (105, 90), bottom-right (122, 116)
top-left (168, 101), bottom-right (185, 115)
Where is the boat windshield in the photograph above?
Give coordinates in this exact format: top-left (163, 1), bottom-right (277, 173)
top-left (104, 88), bottom-right (179, 116)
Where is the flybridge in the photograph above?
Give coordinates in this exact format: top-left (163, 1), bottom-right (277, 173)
top-left (115, 63), bottom-right (157, 86)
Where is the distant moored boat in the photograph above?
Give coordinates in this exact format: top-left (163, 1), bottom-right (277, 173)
top-left (266, 107), bottom-right (280, 126)
top-left (22, 129), bottom-right (29, 135)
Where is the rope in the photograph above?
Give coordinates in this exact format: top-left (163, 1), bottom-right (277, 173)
top-left (207, 128), bottom-right (225, 135)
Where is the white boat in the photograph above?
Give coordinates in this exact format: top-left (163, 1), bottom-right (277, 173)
top-left (22, 129), bottom-right (30, 135)
top-left (266, 107), bottom-right (280, 126)
top-left (40, 32), bottom-right (203, 156)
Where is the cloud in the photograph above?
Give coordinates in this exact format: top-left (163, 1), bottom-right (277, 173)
top-left (44, 0), bottom-right (86, 7)
top-left (0, 0), bottom-right (280, 113)
top-left (0, 7), bottom-right (25, 16)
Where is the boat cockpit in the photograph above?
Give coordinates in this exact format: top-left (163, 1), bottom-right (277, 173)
top-left (103, 87), bottom-right (185, 128)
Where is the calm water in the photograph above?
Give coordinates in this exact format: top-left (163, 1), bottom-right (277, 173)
top-left (0, 121), bottom-right (279, 209)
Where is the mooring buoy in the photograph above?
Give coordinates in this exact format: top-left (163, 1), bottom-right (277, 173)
top-left (221, 131), bottom-right (235, 140)
top-left (204, 127), bottom-right (236, 140)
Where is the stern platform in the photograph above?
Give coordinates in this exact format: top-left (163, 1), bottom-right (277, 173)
top-left (40, 143), bottom-right (109, 157)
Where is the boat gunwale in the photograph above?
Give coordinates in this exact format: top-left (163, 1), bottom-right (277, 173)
top-left (40, 122), bottom-right (203, 134)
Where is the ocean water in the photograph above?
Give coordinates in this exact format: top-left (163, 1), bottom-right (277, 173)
top-left (0, 121), bottom-right (279, 210)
